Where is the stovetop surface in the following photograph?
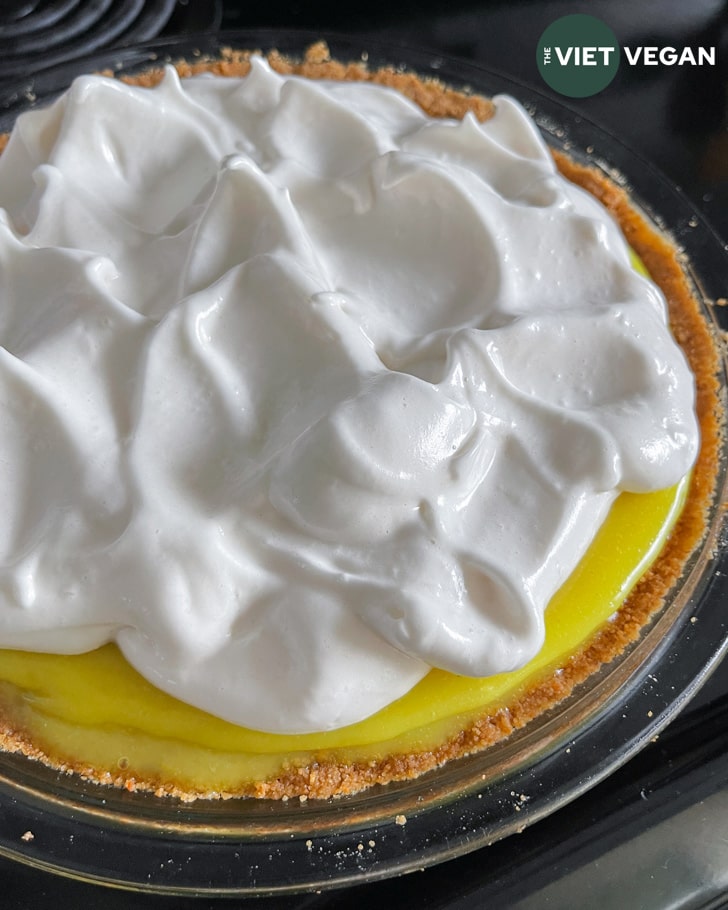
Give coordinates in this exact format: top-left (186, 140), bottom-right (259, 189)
top-left (1, 2), bottom-right (727, 907)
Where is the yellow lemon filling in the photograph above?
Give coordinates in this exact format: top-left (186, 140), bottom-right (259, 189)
top-left (0, 477), bottom-right (687, 794)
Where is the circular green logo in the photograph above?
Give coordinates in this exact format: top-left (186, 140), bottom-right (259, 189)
top-left (537, 14), bottom-right (620, 98)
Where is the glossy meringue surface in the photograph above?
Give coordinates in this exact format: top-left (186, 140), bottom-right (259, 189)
top-left (0, 59), bottom-right (698, 733)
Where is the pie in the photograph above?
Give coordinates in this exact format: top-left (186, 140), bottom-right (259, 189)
top-left (0, 43), bottom-right (720, 800)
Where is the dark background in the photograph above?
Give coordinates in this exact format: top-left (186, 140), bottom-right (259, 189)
top-left (1, 1), bottom-right (728, 907)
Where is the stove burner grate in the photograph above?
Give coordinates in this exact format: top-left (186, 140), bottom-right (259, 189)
top-left (0, 0), bottom-right (222, 80)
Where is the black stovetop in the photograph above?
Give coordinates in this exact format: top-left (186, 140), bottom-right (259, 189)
top-left (2, 2), bottom-right (728, 907)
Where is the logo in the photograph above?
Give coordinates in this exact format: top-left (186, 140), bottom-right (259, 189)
top-left (537, 14), bottom-right (717, 99)
top-left (537, 14), bottom-right (620, 98)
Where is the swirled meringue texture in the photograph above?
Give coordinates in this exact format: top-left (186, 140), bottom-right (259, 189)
top-left (0, 60), bottom-right (698, 733)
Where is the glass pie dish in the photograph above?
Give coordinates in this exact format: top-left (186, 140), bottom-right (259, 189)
top-left (0, 29), bottom-right (727, 897)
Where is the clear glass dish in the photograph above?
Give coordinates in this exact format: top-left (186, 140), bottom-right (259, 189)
top-left (0, 29), bottom-right (726, 897)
